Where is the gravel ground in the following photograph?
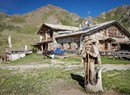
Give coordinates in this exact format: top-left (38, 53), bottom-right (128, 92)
top-left (0, 62), bottom-right (130, 71)
top-left (102, 64), bottom-right (130, 71)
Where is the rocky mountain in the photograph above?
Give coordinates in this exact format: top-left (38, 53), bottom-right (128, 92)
top-left (24, 4), bottom-right (83, 27)
top-left (0, 4), bottom-right (83, 32)
top-left (93, 5), bottom-right (130, 31)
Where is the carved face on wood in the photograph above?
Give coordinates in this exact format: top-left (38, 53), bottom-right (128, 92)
top-left (82, 36), bottom-right (93, 58)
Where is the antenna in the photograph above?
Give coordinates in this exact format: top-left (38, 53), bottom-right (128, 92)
top-left (85, 21), bottom-right (89, 25)
top-left (85, 20), bottom-right (91, 28)
top-left (79, 24), bottom-right (82, 29)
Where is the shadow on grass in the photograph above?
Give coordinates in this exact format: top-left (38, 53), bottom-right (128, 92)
top-left (70, 73), bottom-right (85, 89)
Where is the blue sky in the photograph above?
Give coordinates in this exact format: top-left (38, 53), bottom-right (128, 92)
top-left (0, 0), bottom-right (130, 17)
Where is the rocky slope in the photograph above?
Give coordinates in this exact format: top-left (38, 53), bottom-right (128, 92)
top-left (24, 4), bottom-right (83, 27)
top-left (93, 5), bottom-right (130, 31)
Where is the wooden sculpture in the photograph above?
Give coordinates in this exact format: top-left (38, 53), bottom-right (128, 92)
top-left (82, 36), bottom-right (104, 93)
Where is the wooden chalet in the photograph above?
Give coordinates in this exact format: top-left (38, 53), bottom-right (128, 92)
top-left (34, 20), bottom-right (130, 55)
top-left (34, 23), bottom-right (79, 54)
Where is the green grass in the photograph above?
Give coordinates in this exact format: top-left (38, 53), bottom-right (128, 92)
top-left (1, 54), bottom-right (129, 65)
top-left (0, 68), bottom-right (80, 95)
top-left (10, 16), bottom-right (25, 23)
top-left (58, 55), bottom-right (130, 64)
top-left (101, 57), bottom-right (130, 64)
top-left (103, 70), bottom-right (130, 94)
top-left (0, 67), bottom-right (130, 95)
top-left (2, 54), bottom-right (81, 65)
top-left (57, 56), bottom-right (129, 64)
top-left (2, 54), bottom-right (51, 65)
top-left (58, 56), bottom-right (81, 64)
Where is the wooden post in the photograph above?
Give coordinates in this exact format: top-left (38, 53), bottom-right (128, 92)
top-left (53, 36), bottom-right (58, 50)
top-left (40, 36), bottom-right (43, 42)
top-left (68, 43), bottom-right (71, 49)
top-left (45, 32), bottom-right (48, 41)
top-left (41, 44), bottom-right (44, 53)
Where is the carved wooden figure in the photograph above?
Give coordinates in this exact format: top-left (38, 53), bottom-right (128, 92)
top-left (82, 36), bottom-right (104, 93)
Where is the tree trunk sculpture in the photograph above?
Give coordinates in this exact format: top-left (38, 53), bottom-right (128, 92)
top-left (81, 36), bottom-right (104, 93)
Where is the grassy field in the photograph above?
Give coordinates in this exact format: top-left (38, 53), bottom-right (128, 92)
top-left (57, 55), bottom-right (81, 64)
top-left (0, 68), bottom-right (130, 95)
top-left (101, 57), bottom-right (130, 64)
top-left (0, 54), bottom-right (130, 94)
top-left (59, 56), bottom-right (130, 64)
top-left (0, 68), bottom-right (81, 95)
top-left (1, 54), bottom-right (130, 65)
top-left (1, 54), bottom-right (51, 65)
top-left (103, 70), bottom-right (130, 94)
top-left (1, 53), bottom-right (82, 65)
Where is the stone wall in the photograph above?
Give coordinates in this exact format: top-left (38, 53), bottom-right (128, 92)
top-left (44, 25), bottom-right (130, 52)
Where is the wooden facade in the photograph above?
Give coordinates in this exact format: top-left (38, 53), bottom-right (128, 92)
top-left (34, 20), bottom-right (130, 54)
top-left (34, 23), bottom-right (79, 54)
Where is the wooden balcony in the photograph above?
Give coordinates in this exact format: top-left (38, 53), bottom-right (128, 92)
top-left (37, 38), bottom-right (53, 44)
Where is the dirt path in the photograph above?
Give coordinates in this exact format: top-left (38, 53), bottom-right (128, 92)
top-left (50, 80), bottom-right (123, 95)
top-left (0, 62), bottom-right (130, 71)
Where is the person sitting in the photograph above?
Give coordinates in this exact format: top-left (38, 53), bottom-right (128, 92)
top-left (44, 50), bottom-right (54, 59)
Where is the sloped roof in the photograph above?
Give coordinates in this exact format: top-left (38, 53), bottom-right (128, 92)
top-left (36, 23), bottom-right (79, 34)
top-left (56, 20), bottom-right (130, 38)
top-left (44, 23), bottom-right (79, 31)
